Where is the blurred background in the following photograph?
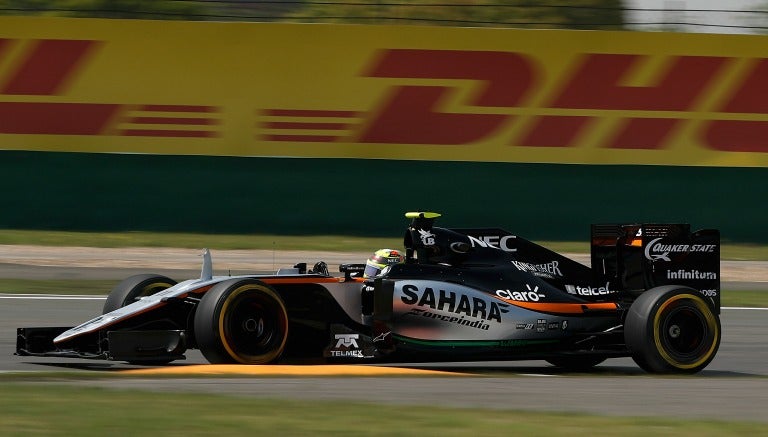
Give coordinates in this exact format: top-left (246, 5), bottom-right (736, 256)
top-left (2, 1), bottom-right (768, 242)
top-left (1, 1), bottom-right (767, 33)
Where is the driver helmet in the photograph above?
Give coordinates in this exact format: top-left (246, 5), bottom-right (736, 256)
top-left (363, 249), bottom-right (404, 278)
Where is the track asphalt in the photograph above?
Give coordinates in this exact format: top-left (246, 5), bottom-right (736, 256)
top-left (3, 246), bottom-right (767, 422)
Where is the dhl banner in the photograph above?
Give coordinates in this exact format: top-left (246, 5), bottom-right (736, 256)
top-left (3, 16), bottom-right (768, 167)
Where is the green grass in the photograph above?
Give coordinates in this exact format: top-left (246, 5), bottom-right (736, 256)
top-left (718, 290), bottom-right (768, 308)
top-left (0, 279), bottom-right (115, 295)
top-left (2, 229), bottom-right (768, 260)
top-left (0, 229), bottom-right (402, 252)
top-left (0, 383), bottom-right (763, 436)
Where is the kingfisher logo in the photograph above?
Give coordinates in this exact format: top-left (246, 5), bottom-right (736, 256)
top-left (510, 260), bottom-right (562, 278)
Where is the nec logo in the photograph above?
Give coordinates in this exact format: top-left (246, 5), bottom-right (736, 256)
top-left (467, 235), bottom-right (516, 252)
top-left (334, 334), bottom-right (359, 349)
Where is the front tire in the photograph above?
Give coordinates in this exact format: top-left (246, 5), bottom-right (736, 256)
top-left (194, 279), bottom-right (289, 364)
top-left (103, 274), bottom-right (177, 314)
top-left (103, 274), bottom-right (179, 365)
top-left (625, 286), bottom-right (720, 374)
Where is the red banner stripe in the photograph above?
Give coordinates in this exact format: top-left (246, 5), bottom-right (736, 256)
top-left (0, 102), bottom-right (118, 134)
top-left (263, 121), bottom-right (350, 130)
top-left (704, 121), bottom-right (768, 152)
top-left (139, 105), bottom-right (215, 113)
top-left (606, 118), bottom-right (679, 150)
top-left (2, 39), bottom-right (97, 96)
top-left (120, 129), bottom-right (217, 138)
top-left (262, 109), bottom-right (360, 118)
top-left (262, 134), bottom-right (339, 142)
top-left (0, 39), bottom-right (11, 62)
top-left (128, 117), bottom-right (219, 125)
top-left (518, 116), bottom-right (590, 147)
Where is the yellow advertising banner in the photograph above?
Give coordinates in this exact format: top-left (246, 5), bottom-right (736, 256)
top-left (2, 17), bottom-right (768, 167)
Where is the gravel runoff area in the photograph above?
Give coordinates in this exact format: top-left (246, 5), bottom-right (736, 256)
top-left (0, 245), bottom-right (766, 282)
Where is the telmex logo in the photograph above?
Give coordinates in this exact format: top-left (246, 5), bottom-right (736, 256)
top-left (644, 237), bottom-right (717, 261)
top-left (334, 333), bottom-right (359, 348)
top-left (263, 49), bottom-right (768, 153)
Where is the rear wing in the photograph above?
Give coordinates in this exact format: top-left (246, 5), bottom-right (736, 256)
top-left (591, 224), bottom-right (720, 312)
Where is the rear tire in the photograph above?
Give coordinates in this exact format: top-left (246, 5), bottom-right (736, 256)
top-left (625, 286), bottom-right (720, 374)
top-left (103, 274), bottom-right (177, 314)
top-left (194, 279), bottom-right (289, 364)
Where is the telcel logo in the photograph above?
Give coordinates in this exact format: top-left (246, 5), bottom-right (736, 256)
top-left (565, 282), bottom-right (615, 296)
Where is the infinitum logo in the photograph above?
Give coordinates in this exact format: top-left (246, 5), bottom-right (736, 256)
top-left (667, 269), bottom-right (717, 280)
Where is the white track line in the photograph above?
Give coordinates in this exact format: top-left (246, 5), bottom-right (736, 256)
top-left (0, 294), bottom-right (105, 300)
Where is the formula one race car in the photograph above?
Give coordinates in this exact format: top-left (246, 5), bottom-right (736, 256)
top-left (16, 212), bottom-right (721, 373)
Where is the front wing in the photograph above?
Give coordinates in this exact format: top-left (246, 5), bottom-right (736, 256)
top-left (16, 327), bottom-right (187, 362)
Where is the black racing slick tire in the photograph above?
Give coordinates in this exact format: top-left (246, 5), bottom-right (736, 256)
top-left (194, 279), bottom-right (289, 365)
top-left (546, 356), bottom-right (607, 371)
top-left (103, 274), bottom-right (177, 314)
top-left (624, 286), bottom-right (720, 374)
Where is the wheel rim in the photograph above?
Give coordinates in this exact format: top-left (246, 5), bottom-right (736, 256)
top-left (661, 307), bottom-right (706, 357)
top-left (136, 282), bottom-right (173, 300)
top-left (653, 294), bottom-right (719, 369)
top-left (219, 285), bottom-right (288, 363)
